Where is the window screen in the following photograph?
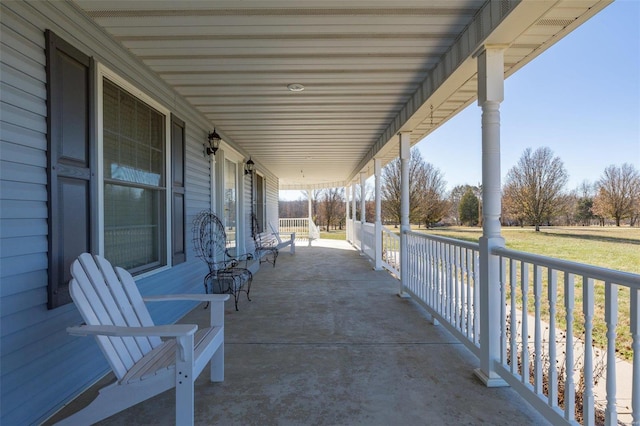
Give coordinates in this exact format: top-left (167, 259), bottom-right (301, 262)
top-left (103, 79), bottom-right (166, 273)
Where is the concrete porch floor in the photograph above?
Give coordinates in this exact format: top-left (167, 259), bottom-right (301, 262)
top-left (49, 239), bottom-right (549, 425)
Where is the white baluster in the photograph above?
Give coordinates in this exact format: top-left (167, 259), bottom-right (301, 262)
top-left (583, 277), bottom-right (594, 426)
top-left (533, 265), bottom-right (542, 394)
top-left (449, 244), bottom-right (460, 330)
top-left (630, 288), bottom-right (639, 426)
top-left (473, 250), bottom-right (480, 345)
top-left (605, 282), bottom-right (618, 425)
top-left (548, 269), bottom-right (558, 407)
top-left (463, 250), bottom-right (473, 337)
top-left (510, 258), bottom-right (517, 374)
top-left (564, 273), bottom-right (575, 421)
top-left (462, 250), bottom-right (473, 338)
top-left (521, 261), bottom-right (529, 384)
top-left (500, 256), bottom-right (507, 364)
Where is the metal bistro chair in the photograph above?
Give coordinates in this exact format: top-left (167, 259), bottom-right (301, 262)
top-left (193, 210), bottom-right (253, 311)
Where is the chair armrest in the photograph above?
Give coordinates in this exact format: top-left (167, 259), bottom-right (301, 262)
top-left (144, 294), bottom-right (230, 303)
top-left (67, 324), bottom-right (197, 338)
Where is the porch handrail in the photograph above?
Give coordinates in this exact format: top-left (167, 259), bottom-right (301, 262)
top-left (402, 231), bottom-right (640, 425)
top-left (492, 245), bottom-right (640, 425)
top-left (279, 218), bottom-right (319, 243)
top-left (492, 246), bottom-right (639, 288)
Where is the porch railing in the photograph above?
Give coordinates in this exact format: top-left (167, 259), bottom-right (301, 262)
top-left (353, 221), bottom-right (362, 249)
top-left (278, 218), bottom-right (319, 243)
top-left (403, 230), bottom-right (640, 425)
top-left (405, 231), bottom-right (481, 355)
top-left (381, 226), bottom-right (400, 277)
top-left (492, 246), bottom-right (639, 426)
top-left (361, 222), bottom-right (376, 260)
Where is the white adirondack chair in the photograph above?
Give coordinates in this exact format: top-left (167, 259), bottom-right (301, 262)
top-left (56, 253), bottom-right (229, 425)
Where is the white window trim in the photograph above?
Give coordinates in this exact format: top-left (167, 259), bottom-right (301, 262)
top-left (95, 63), bottom-right (173, 278)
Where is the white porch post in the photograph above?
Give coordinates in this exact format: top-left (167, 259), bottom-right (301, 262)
top-left (474, 46), bottom-right (508, 387)
top-left (399, 132), bottom-right (410, 297)
top-left (360, 171), bottom-right (367, 254)
top-left (374, 158), bottom-right (383, 270)
top-left (360, 171), bottom-right (367, 224)
top-left (307, 189), bottom-right (313, 246)
top-left (345, 185), bottom-right (351, 242)
top-left (351, 181), bottom-right (357, 247)
top-left (351, 181), bottom-right (357, 223)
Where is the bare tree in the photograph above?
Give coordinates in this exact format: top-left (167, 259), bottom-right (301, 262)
top-left (592, 163), bottom-right (640, 226)
top-left (381, 148), bottom-right (428, 226)
top-left (418, 163), bottom-right (448, 228)
top-left (318, 187), bottom-right (344, 231)
top-left (503, 147), bottom-right (569, 231)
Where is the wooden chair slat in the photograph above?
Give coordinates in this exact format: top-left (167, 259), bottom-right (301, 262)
top-left (59, 253), bottom-right (228, 425)
top-left (71, 256), bottom-right (137, 375)
top-left (69, 274), bottom-right (130, 379)
top-left (113, 265), bottom-right (162, 349)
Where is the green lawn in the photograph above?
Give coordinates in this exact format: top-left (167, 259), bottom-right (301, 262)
top-left (414, 226), bottom-right (640, 275)
top-left (319, 229), bottom-right (347, 240)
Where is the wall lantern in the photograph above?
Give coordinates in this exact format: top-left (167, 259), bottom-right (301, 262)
top-left (205, 128), bottom-right (221, 156)
top-left (244, 157), bottom-right (255, 175)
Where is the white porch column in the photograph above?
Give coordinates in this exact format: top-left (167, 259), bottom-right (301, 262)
top-left (345, 185), bottom-right (351, 242)
top-left (307, 189), bottom-right (313, 246)
top-left (399, 132), bottom-right (411, 297)
top-left (474, 46), bottom-right (508, 387)
top-left (360, 171), bottom-right (367, 224)
top-left (360, 171), bottom-right (367, 254)
top-left (351, 181), bottom-right (357, 248)
top-left (351, 181), bottom-right (357, 223)
top-left (374, 158), bottom-right (383, 270)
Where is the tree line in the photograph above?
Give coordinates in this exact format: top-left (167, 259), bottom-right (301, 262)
top-left (280, 147), bottom-right (640, 231)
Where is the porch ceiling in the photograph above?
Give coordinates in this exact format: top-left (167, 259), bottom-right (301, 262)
top-left (72, 0), bottom-right (611, 189)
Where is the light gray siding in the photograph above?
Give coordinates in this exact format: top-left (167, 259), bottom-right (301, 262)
top-left (0, 2), bottom-right (279, 424)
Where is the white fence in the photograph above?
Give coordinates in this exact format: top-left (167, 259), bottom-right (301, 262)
top-left (279, 218), bottom-right (319, 243)
top-left (381, 226), bottom-right (400, 277)
top-left (405, 231), bottom-right (481, 355)
top-left (361, 222), bottom-right (376, 260)
top-left (403, 230), bottom-right (640, 425)
top-left (493, 246), bottom-right (639, 425)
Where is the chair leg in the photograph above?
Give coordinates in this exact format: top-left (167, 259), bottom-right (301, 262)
top-left (245, 273), bottom-right (253, 302)
top-left (210, 343), bottom-right (224, 382)
top-left (175, 335), bottom-right (195, 425)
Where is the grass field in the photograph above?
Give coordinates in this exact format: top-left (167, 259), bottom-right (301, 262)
top-left (416, 225), bottom-right (640, 275)
top-left (321, 225), bottom-right (640, 359)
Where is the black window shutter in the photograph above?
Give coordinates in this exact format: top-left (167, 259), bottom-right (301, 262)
top-left (46, 30), bottom-right (93, 309)
top-left (171, 115), bottom-right (186, 265)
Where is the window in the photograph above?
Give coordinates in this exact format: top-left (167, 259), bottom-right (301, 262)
top-left (102, 78), bottom-right (167, 274)
top-left (223, 159), bottom-right (237, 248)
top-left (46, 34), bottom-right (187, 309)
top-left (254, 173), bottom-right (266, 233)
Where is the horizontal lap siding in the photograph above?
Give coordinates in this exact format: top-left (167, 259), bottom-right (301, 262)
top-left (0, 2), bottom-right (213, 424)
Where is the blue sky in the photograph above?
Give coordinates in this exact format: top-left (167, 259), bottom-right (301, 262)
top-left (419, 0), bottom-right (640, 191)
